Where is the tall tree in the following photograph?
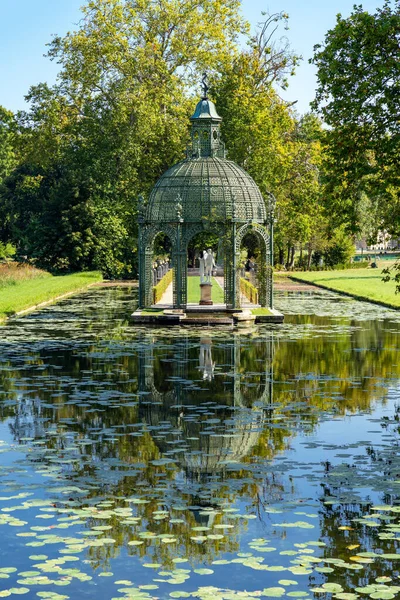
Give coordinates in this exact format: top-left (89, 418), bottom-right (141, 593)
top-left (310, 0), bottom-right (400, 234)
top-left (2, 0), bottom-right (248, 276)
top-left (213, 15), bottom-right (327, 268)
top-left (0, 107), bottom-right (17, 184)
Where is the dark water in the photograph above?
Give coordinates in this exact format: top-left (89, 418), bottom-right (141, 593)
top-left (1, 288), bottom-right (400, 599)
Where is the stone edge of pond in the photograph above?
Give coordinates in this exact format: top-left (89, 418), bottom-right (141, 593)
top-left (0, 279), bottom-right (139, 324)
top-left (131, 308), bottom-right (284, 326)
top-left (0, 281), bottom-right (105, 325)
top-left (288, 275), bottom-right (400, 311)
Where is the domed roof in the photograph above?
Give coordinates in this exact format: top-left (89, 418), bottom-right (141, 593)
top-left (190, 98), bottom-right (222, 121)
top-left (145, 89), bottom-right (267, 225)
top-left (146, 157), bottom-right (267, 223)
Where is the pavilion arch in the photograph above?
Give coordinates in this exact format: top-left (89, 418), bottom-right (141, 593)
top-left (138, 225), bottom-right (176, 308)
top-left (235, 223), bottom-right (273, 308)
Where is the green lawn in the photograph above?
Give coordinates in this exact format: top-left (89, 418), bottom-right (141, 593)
top-left (289, 268), bottom-right (400, 308)
top-left (251, 308), bottom-right (273, 316)
top-left (0, 271), bottom-right (103, 322)
top-left (187, 276), bottom-right (224, 304)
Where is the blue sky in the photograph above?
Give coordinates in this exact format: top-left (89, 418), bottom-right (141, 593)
top-left (0, 0), bottom-right (385, 115)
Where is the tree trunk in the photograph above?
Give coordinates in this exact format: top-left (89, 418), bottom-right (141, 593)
top-left (279, 247), bottom-right (284, 265)
top-left (307, 243), bottom-right (313, 270)
top-left (286, 243), bottom-right (291, 269)
top-left (289, 245), bottom-right (295, 269)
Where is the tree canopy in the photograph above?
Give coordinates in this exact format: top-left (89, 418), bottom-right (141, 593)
top-left (0, 1), bottom-right (347, 275)
top-left (311, 0), bottom-right (400, 235)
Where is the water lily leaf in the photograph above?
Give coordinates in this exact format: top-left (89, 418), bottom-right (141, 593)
top-left (194, 569), bottom-right (214, 575)
top-left (128, 541), bottom-right (144, 546)
top-left (261, 588), bottom-right (285, 598)
top-left (322, 583), bottom-right (343, 593)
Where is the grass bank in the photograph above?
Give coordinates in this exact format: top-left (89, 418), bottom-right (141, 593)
top-left (288, 268), bottom-right (400, 309)
top-left (187, 276), bottom-right (224, 304)
top-left (0, 271), bottom-right (103, 322)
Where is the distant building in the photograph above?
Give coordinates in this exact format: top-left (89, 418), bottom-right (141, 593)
top-left (355, 231), bottom-right (399, 252)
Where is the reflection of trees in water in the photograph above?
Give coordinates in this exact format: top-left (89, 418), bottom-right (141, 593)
top-left (313, 407), bottom-right (400, 591)
top-left (0, 331), bottom-right (280, 569)
top-left (273, 318), bottom-right (400, 414)
top-left (1, 319), bottom-right (400, 571)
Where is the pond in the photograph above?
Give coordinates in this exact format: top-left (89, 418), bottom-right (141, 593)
top-left (1, 287), bottom-right (400, 599)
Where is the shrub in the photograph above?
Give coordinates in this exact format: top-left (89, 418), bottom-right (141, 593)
top-left (0, 242), bottom-right (16, 260)
top-left (322, 228), bottom-right (355, 267)
top-left (153, 269), bottom-right (173, 304)
top-left (240, 277), bottom-right (258, 304)
top-left (334, 260), bottom-right (369, 270)
top-left (274, 264), bottom-right (286, 272)
top-left (0, 262), bottom-right (49, 288)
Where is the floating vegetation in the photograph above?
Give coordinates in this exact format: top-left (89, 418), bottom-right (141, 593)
top-left (1, 288), bottom-right (400, 598)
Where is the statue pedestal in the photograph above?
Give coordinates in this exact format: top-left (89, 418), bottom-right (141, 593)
top-left (199, 283), bottom-right (213, 306)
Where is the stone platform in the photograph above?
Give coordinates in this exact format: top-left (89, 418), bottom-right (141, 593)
top-left (131, 306), bottom-right (284, 327)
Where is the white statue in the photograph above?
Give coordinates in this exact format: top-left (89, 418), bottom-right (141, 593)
top-left (204, 248), bottom-right (215, 283)
top-left (199, 339), bottom-right (215, 381)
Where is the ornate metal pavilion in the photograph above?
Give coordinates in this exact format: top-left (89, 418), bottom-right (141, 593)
top-left (138, 81), bottom-right (275, 310)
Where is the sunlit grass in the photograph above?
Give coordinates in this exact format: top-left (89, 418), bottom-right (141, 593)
top-left (0, 271), bottom-right (103, 321)
top-left (290, 268), bottom-right (400, 308)
top-left (251, 308), bottom-right (273, 315)
top-left (187, 276), bottom-right (224, 304)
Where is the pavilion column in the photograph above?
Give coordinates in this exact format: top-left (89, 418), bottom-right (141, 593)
top-left (172, 222), bottom-right (187, 309)
top-left (138, 226), bottom-right (153, 309)
top-left (269, 220), bottom-right (274, 309)
top-left (224, 223), bottom-right (239, 309)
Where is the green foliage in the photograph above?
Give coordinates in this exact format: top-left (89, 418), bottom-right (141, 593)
top-left (321, 227), bottom-right (355, 268)
top-left (0, 242), bottom-right (16, 260)
top-left (0, 165), bottom-right (130, 278)
top-left (0, 106), bottom-right (17, 184)
top-left (336, 260), bottom-right (369, 270)
top-left (311, 1), bottom-right (400, 234)
top-left (212, 18), bottom-right (327, 269)
top-left (1, 0), bottom-right (247, 278)
top-left (153, 269), bottom-right (173, 304)
top-left (212, 13), bottom-right (298, 200)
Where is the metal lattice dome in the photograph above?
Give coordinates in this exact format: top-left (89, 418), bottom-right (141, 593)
top-left (138, 80), bottom-right (275, 311)
top-left (145, 157), bottom-right (267, 223)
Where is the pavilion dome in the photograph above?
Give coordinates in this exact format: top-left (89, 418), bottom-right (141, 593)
top-left (146, 157), bottom-right (267, 224)
top-left (145, 95), bottom-right (267, 224)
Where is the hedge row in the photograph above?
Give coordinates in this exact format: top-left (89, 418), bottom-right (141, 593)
top-left (153, 269), bottom-right (173, 304)
top-left (240, 277), bottom-right (258, 304)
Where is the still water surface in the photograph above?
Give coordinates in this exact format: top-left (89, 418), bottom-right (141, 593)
top-left (1, 288), bottom-right (400, 599)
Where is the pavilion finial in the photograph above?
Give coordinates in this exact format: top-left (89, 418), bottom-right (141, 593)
top-left (201, 72), bottom-right (209, 99)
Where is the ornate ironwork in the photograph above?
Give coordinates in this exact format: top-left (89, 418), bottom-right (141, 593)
top-left (138, 84), bottom-right (275, 311)
top-left (201, 72), bottom-right (209, 99)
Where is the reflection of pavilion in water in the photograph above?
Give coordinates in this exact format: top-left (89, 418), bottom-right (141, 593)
top-left (138, 333), bottom-right (274, 482)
